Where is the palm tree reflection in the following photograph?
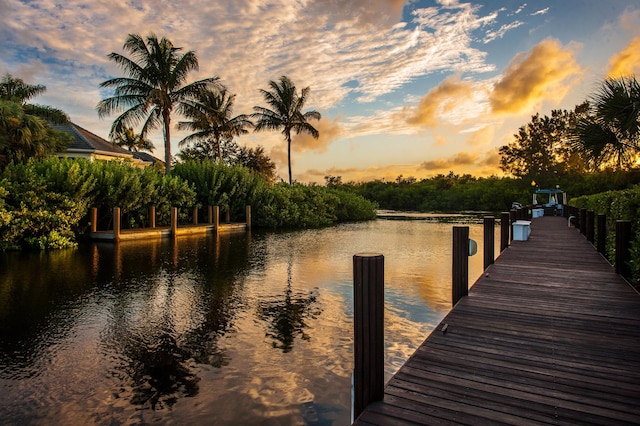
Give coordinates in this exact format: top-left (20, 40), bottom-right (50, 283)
top-left (257, 253), bottom-right (322, 353)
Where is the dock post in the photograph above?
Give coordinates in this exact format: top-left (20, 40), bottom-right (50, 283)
top-left (90, 207), bottom-right (97, 233)
top-left (193, 206), bottom-right (198, 225)
top-left (149, 206), bottom-right (156, 228)
top-left (500, 212), bottom-right (510, 252)
top-left (171, 207), bottom-right (178, 237)
top-left (452, 226), bottom-right (469, 306)
top-left (353, 253), bottom-right (384, 421)
top-left (214, 206), bottom-right (220, 232)
top-left (208, 206), bottom-right (213, 225)
top-left (615, 220), bottom-right (632, 279)
top-left (580, 209), bottom-right (587, 236)
top-left (509, 210), bottom-right (516, 241)
top-left (246, 205), bottom-right (251, 231)
top-left (113, 207), bottom-right (121, 242)
top-left (586, 211), bottom-right (595, 243)
top-left (597, 214), bottom-right (606, 255)
top-left (484, 216), bottom-right (495, 270)
top-left (225, 206), bottom-right (231, 223)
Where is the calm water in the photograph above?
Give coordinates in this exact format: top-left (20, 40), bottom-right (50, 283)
top-left (0, 216), bottom-right (498, 425)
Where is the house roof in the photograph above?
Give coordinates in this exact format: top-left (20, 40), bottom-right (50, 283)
top-left (52, 122), bottom-right (131, 157)
top-left (128, 150), bottom-right (162, 165)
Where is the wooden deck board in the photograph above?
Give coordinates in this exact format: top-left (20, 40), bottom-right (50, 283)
top-left (353, 216), bottom-right (640, 425)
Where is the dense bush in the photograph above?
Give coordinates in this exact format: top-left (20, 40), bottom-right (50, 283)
top-left (570, 185), bottom-right (640, 286)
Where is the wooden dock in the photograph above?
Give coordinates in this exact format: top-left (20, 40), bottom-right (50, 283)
top-left (353, 215), bottom-right (640, 425)
top-left (89, 223), bottom-right (247, 241)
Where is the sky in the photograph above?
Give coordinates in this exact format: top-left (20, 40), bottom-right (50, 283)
top-left (2, 0), bottom-right (640, 184)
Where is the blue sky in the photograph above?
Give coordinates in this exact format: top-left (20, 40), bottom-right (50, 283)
top-left (2, 0), bottom-right (640, 183)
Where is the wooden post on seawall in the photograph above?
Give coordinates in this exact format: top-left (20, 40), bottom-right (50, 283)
top-left (484, 216), bottom-right (495, 270)
top-left (225, 206), bottom-right (231, 223)
top-left (586, 211), bottom-right (595, 243)
top-left (500, 212), bottom-right (510, 252)
top-left (597, 214), bottom-right (606, 255)
top-left (353, 253), bottom-right (385, 421)
top-left (171, 207), bottom-right (178, 238)
top-left (90, 207), bottom-right (97, 233)
top-left (113, 207), bottom-right (121, 242)
top-left (452, 226), bottom-right (469, 306)
top-left (192, 206), bottom-right (198, 225)
top-left (246, 205), bottom-right (252, 231)
top-left (208, 206), bottom-right (213, 225)
top-left (615, 220), bottom-right (632, 279)
top-left (214, 206), bottom-right (220, 233)
top-left (509, 210), bottom-right (516, 242)
top-left (149, 206), bottom-right (156, 228)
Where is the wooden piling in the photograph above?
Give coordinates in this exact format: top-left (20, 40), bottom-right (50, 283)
top-left (509, 210), bottom-right (516, 241)
top-left (113, 207), bottom-right (121, 242)
top-left (615, 220), bottom-right (632, 279)
top-left (353, 253), bottom-right (385, 420)
top-left (246, 205), bottom-right (252, 231)
top-left (208, 206), bottom-right (213, 225)
top-left (214, 206), bottom-right (220, 232)
top-left (452, 226), bottom-right (469, 306)
top-left (597, 214), bottom-right (606, 255)
top-left (580, 209), bottom-right (587, 236)
top-left (484, 216), bottom-right (495, 270)
top-left (149, 206), bottom-right (156, 228)
top-left (171, 207), bottom-right (178, 237)
top-left (193, 206), bottom-right (198, 225)
top-left (500, 212), bottom-right (510, 252)
top-left (90, 207), bottom-right (97, 233)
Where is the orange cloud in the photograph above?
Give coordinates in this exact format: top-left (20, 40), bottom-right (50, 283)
top-left (489, 39), bottom-right (581, 114)
top-left (407, 76), bottom-right (474, 127)
top-left (607, 36), bottom-right (640, 78)
top-left (420, 152), bottom-right (478, 171)
top-left (466, 125), bottom-right (495, 147)
top-left (291, 116), bottom-right (342, 153)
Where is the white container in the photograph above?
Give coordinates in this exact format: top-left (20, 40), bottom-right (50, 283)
top-left (512, 220), bottom-right (531, 241)
top-left (532, 208), bottom-right (544, 218)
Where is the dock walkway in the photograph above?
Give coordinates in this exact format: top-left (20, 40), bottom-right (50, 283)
top-left (354, 215), bottom-right (640, 425)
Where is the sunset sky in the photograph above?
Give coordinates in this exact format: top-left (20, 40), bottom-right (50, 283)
top-left (3, 0), bottom-right (640, 183)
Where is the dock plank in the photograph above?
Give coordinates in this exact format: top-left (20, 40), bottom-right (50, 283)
top-left (353, 216), bottom-right (640, 425)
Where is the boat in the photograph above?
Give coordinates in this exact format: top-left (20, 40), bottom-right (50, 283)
top-left (532, 187), bottom-right (566, 217)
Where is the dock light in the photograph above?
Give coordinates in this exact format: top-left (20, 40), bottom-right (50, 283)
top-left (531, 180), bottom-right (536, 187)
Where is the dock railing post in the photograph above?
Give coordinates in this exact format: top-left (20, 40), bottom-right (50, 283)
top-left (149, 206), bottom-right (156, 228)
top-left (192, 206), bottom-right (198, 225)
top-left (90, 207), bottom-right (97, 233)
top-left (484, 216), bottom-right (495, 270)
top-left (353, 253), bottom-right (384, 421)
top-left (597, 214), bottom-right (606, 255)
top-left (615, 220), bottom-right (632, 279)
top-left (580, 209), bottom-right (587, 236)
top-left (452, 226), bottom-right (469, 306)
top-left (225, 206), bottom-right (231, 223)
top-left (509, 210), bottom-right (516, 241)
top-left (586, 211), bottom-right (595, 243)
top-left (113, 207), bottom-right (121, 242)
top-left (500, 212), bottom-right (510, 252)
top-left (246, 205), bottom-right (251, 231)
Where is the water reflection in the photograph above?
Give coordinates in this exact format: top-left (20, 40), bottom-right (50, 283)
top-left (0, 218), bottom-right (498, 424)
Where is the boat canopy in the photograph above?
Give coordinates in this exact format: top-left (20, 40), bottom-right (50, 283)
top-left (533, 188), bottom-right (567, 206)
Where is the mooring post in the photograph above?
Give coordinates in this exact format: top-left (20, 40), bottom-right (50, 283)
top-left (353, 253), bottom-right (385, 421)
top-left (113, 207), bottom-right (121, 242)
top-left (171, 207), bottom-right (178, 237)
top-left (484, 216), bottom-right (495, 270)
top-left (214, 206), bottom-right (220, 232)
top-left (208, 206), bottom-right (213, 225)
top-left (615, 220), bottom-right (632, 279)
top-left (192, 206), bottom-right (198, 225)
top-left (90, 207), bottom-right (97, 233)
top-left (580, 209), bottom-right (587, 236)
top-left (500, 212), bottom-right (510, 252)
top-left (225, 206), bottom-right (231, 223)
top-left (149, 205), bottom-right (156, 228)
top-left (246, 205), bottom-right (252, 231)
top-left (597, 214), bottom-right (606, 255)
top-left (452, 226), bottom-right (469, 306)
top-left (586, 210), bottom-right (595, 243)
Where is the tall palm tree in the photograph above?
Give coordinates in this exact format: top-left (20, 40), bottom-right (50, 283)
top-left (0, 74), bottom-right (68, 124)
top-left (96, 33), bottom-right (221, 173)
top-left (572, 76), bottom-right (640, 170)
top-left (112, 127), bottom-right (155, 152)
top-left (252, 76), bottom-right (321, 184)
top-left (177, 87), bottom-right (253, 161)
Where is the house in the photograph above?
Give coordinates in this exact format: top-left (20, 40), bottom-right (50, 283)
top-left (53, 122), bottom-right (161, 167)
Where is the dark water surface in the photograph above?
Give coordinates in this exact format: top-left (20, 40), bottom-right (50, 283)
top-left (0, 217), bottom-right (498, 425)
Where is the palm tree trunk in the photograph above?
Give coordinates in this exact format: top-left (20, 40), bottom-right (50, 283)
top-left (286, 133), bottom-right (292, 184)
top-left (163, 109), bottom-right (171, 174)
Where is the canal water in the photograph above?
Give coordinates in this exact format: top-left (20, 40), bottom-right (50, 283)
top-left (0, 215), bottom-right (498, 425)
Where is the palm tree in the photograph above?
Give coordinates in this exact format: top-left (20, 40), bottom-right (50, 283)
top-left (177, 87), bottom-right (253, 161)
top-left (112, 127), bottom-right (155, 152)
top-left (0, 74), bottom-right (68, 124)
top-left (252, 76), bottom-right (321, 184)
top-left (572, 76), bottom-right (640, 170)
top-left (96, 33), bottom-right (221, 173)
